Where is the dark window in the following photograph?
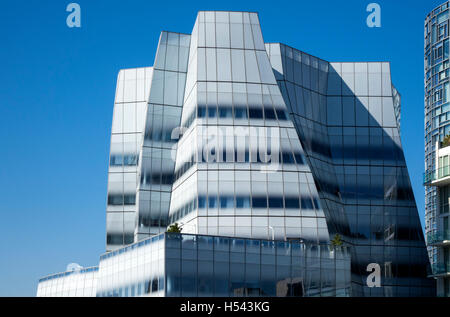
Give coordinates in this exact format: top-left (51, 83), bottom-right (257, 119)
top-left (207, 106), bottom-right (217, 118)
top-left (108, 195), bottom-right (123, 205)
top-left (208, 196), bottom-right (217, 208)
top-left (220, 196), bottom-right (234, 208)
top-left (282, 152), bottom-right (295, 164)
top-left (294, 153), bottom-right (304, 165)
top-left (236, 196), bottom-right (250, 208)
top-left (249, 108), bottom-right (263, 119)
top-left (276, 109), bottom-right (288, 120)
top-left (161, 173), bottom-right (174, 185)
top-left (152, 278), bottom-right (158, 292)
top-left (197, 106), bottom-right (206, 118)
top-left (252, 196), bottom-right (267, 208)
top-left (110, 155), bottom-right (123, 166)
top-left (124, 194), bottom-right (136, 205)
top-left (152, 173), bottom-right (162, 184)
top-left (124, 234), bottom-right (134, 244)
top-left (264, 107), bottom-right (276, 120)
top-left (268, 197), bottom-right (284, 208)
top-left (219, 107), bottom-right (232, 118)
top-left (124, 155), bottom-right (138, 166)
top-left (301, 197), bottom-right (314, 210)
top-left (234, 107), bottom-right (248, 119)
top-left (285, 197), bottom-right (300, 209)
top-left (108, 194), bottom-right (135, 206)
top-left (107, 234), bottom-right (123, 245)
top-left (313, 198), bottom-right (320, 209)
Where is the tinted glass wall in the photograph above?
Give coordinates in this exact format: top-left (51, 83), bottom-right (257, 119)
top-left (165, 233), bottom-right (351, 297)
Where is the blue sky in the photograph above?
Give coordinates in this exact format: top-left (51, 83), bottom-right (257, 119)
top-left (0, 0), bottom-right (442, 296)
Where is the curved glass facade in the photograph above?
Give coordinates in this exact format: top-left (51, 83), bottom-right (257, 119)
top-left (96, 233), bottom-right (351, 297)
top-left (38, 10), bottom-right (435, 297)
top-left (36, 267), bottom-right (98, 297)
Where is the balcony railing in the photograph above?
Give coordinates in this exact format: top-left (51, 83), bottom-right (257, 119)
top-left (427, 230), bottom-right (450, 245)
top-left (423, 166), bottom-right (450, 185)
top-left (423, 170), bottom-right (436, 184)
top-left (429, 263), bottom-right (450, 276)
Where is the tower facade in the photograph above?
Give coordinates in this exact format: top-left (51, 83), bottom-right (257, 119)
top-left (424, 1), bottom-right (450, 297)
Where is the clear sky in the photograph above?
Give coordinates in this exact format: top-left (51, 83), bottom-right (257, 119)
top-left (0, 0), bottom-right (443, 296)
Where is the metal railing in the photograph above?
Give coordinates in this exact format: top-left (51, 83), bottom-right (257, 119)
top-left (427, 230), bottom-right (450, 245)
top-left (423, 166), bottom-right (450, 184)
top-left (429, 263), bottom-right (450, 276)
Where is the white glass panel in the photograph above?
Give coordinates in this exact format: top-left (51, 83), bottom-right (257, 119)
top-left (164, 72), bottom-right (178, 106)
top-left (231, 50), bottom-right (245, 82)
top-left (216, 23), bottom-right (230, 48)
top-left (368, 73), bottom-right (382, 96)
top-left (197, 48), bottom-right (206, 80)
top-left (206, 48), bottom-right (217, 81)
top-left (243, 24), bottom-right (254, 49)
top-left (230, 23), bottom-right (244, 48)
top-left (149, 70), bottom-right (164, 104)
top-left (355, 72), bottom-right (368, 96)
top-left (382, 73), bottom-right (392, 96)
top-left (251, 24), bottom-right (265, 50)
top-left (256, 51), bottom-right (275, 84)
top-left (382, 97), bottom-right (396, 127)
top-left (217, 49), bottom-right (231, 81)
top-left (244, 50), bottom-right (260, 83)
top-left (205, 22), bottom-right (215, 47)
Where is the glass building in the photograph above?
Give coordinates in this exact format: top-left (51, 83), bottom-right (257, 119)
top-left (424, 1), bottom-right (450, 297)
top-left (36, 267), bottom-right (98, 297)
top-left (97, 233), bottom-right (351, 297)
top-left (38, 11), bottom-right (434, 297)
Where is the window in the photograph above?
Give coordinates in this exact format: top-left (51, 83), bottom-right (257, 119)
top-left (110, 155), bottom-right (123, 166)
top-left (236, 196), bottom-right (250, 208)
top-left (301, 197), bottom-right (314, 210)
top-left (268, 197), bottom-right (283, 208)
top-left (445, 39), bottom-right (449, 59)
top-left (252, 196), bottom-right (267, 208)
top-left (285, 197), bottom-right (300, 209)
top-left (107, 194), bottom-right (136, 206)
top-left (198, 196), bottom-right (206, 208)
top-left (220, 196), bottom-right (234, 208)
top-left (123, 194), bottom-right (136, 205)
top-left (234, 107), bottom-right (248, 119)
top-left (276, 109), bottom-right (288, 120)
top-left (294, 153), bottom-right (304, 165)
top-left (313, 198), bottom-right (320, 209)
top-left (207, 106), bottom-right (217, 118)
top-left (208, 196), bottom-right (218, 208)
top-left (282, 152), bottom-right (295, 164)
top-left (264, 107), bottom-right (276, 120)
top-left (197, 106), bottom-right (206, 118)
top-left (249, 108), bottom-right (263, 119)
top-left (435, 45), bottom-right (444, 60)
top-left (218, 107), bottom-right (233, 118)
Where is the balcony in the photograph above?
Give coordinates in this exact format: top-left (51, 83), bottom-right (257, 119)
top-left (423, 166), bottom-right (450, 186)
top-left (423, 170), bottom-right (436, 184)
top-left (427, 230), bottom-right (450, 246)
top-left (429, 263), bottom-right (450, 277)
